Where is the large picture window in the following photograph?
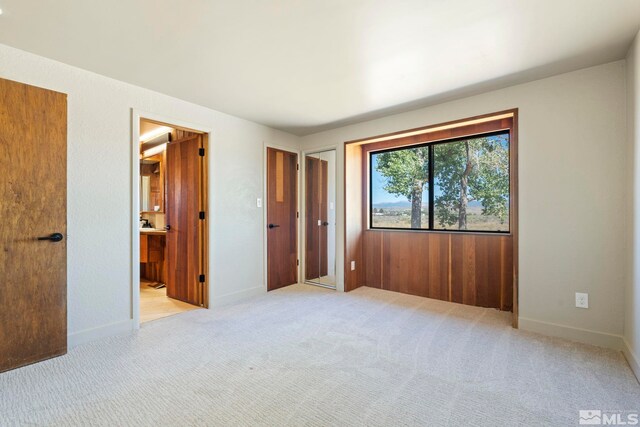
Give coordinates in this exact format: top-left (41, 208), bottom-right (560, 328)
top-left (370, 131), bottom-right (510, 233)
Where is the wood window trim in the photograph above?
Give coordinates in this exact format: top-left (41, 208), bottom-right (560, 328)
top-left (362, 117), bottom-right (514, 235)
top-left (343, 109), bottom-right (519, 327)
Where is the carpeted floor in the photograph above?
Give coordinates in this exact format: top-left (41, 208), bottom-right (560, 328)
top-left (1, 284), bottom-right (638, 426)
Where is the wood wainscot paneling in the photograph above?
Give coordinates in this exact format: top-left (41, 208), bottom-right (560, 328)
top-left (362, 231), bottom-right (512, 310)
top-left (344, 110), bottom-right (518, 317)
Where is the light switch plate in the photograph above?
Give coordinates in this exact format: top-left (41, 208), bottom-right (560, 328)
top-left (256, 198), bottom-right (262, 208)
top-left (350, 261), bottom-right (356, 271)
top-left (575, 292), bottom-right (589, 309)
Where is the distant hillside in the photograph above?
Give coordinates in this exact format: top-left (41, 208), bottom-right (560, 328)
top-left (372, 201), bottom-right (412, 208)
top-left (373, 200), bottom-right (483, 208)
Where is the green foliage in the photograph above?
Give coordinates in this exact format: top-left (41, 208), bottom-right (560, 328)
top-left (375, 146), bottom-right (429, 227)
top-left (374, 135), bottom-right (509, 230)
top-left (434, 135), bottom-right (509, 228)
top-left (375, 147), bottom-right (429, 200)
top-left (432, 142), bottom-right (463, 226)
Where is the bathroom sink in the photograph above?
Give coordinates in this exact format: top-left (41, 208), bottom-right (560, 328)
top-left (140, 228), bottom-right (165, 232)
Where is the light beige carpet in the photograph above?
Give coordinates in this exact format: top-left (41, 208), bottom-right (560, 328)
top-left (1, 284), bottom-right (638, 426)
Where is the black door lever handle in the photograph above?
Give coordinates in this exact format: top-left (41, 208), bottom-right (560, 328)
top-left (37, 232), bottom-right (64, 242)
top-left (268, 224), bottom-right (280, 229)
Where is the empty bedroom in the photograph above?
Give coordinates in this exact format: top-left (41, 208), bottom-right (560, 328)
top-left (1, 1), bottom-right (640, 426)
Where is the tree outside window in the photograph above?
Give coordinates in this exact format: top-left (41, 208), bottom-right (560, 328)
top-left (371, 132), bottom-right (509, 232)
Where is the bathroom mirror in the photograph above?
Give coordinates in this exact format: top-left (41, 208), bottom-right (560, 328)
top-left (305, 149), bottom-right (336, 288)
top-left (140, 153), bottom-right (165, 213)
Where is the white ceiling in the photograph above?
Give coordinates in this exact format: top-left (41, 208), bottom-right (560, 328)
top-left (0, 1), bottom-right (639, 135)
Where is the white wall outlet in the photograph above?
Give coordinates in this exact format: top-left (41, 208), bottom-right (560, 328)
top-left (350, 261), bottom-right (356, 271)
top-left (575, 292), bottom-right (589, 309)
top-left (256, 198), bottom-right (262, 208)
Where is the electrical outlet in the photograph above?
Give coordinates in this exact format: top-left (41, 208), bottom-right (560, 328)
top-left (256, 198), bottom-right (262, 208)
top-left (575, 292), bottom-right (589, 309)
top-left (350, 261), bottom-right (356, 271)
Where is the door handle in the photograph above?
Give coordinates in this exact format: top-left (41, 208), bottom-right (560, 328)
top-left (322, 222), bottom-right (329, 226)
top-left (37, 232), bottom-right (64, 242)
top-left (165, 225), bottom-right (171, 230)
top-left (268, 224), bottom-right (280, 229)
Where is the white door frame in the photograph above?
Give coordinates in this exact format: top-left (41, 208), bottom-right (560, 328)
top-left (300, 145), bottom-right (339, 290)
top-left (130, 108), bottom-right (213, 329)
top-left (262, 143), bottom-right (301, 291)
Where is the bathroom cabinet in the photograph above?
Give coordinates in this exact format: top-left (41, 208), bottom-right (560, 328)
top-left (140, 232), bottom-right (166, 283)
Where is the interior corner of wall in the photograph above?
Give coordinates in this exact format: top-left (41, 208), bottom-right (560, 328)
top-left (623, 337), bottom-right (640, 383)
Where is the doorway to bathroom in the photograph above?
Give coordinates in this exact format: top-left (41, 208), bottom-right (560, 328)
top-left (134, 116), bottom-right (210, 324)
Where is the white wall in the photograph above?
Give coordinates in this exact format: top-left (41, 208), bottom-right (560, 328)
top-left (301, 60), bottom-right (629, 349)
top-left (0, 43), bottom-right (299, 346)
top-left (626, 29), bottom-right (640, 378)
top-left (1, 40), bottom-right (634, 357)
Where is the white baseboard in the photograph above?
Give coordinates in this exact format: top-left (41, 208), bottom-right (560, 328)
top-left (622, 338), bottom-right (640, 383)
top-left (211, 285), bottom-right (265, 308)
top-left (518, 317), bottom-right (624, 350)
top-left (68, 319), bottom-right (134, 348)
top-left (67, 287), bottom-right (267, 348)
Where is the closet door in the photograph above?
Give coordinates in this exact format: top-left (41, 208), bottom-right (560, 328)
top-left (0, 78), bottom-right (67, 372)
top-left (266, 147), bottom-right (298, 291)
top-left (304, 150), bottom-right (336, 287)
top-left (305, 156), bottom-right (320, 280)
top-left (305, 156), bottom-right (328, 281)
top-left (318, 159), bottom-right (328, 278)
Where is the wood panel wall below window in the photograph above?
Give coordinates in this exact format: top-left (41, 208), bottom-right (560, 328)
top-left (344, 110), bottom-right (517, 313)
top-left (363, 231), bottom-right (513, 311)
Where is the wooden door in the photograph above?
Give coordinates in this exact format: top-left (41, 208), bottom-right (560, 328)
top-left (306, 157), bottom-right (329, 280)
top-left (305, 156), bottom-right (320, 280)
top-left (165, 135), bottom-right (204, 306)
top-left (0, 78), bottom-right (67, 372)
top-left (319, 159), bottom-right (328, 277)
top-left (267, 147), bottom-right (298, 291)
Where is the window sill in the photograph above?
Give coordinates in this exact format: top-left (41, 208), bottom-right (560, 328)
top-left (366, 228), bottom-right (511, 237)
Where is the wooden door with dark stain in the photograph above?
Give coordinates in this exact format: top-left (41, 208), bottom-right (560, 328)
top-left (318, 159), bottom-right (328, 277)
top-left (305, 155), bottom-right (329, 280)
top-left (305, 157), bottom-right (329, 281)
top-left (0, 78), bottom-right (67, 373)
top-left (165, 135), bottom-right (203, 306)
top-left (305, 156), bottom-right (320, 280)
top-left (267, 147), bottom-right (298, 291)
